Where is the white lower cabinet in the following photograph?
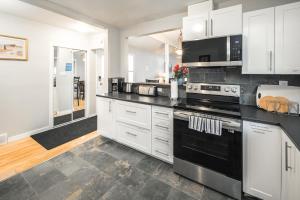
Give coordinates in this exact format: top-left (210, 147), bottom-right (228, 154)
top-left (281, 132), bottom-right (300, 200)
top-left (243, 121), bottom-right (282, 200)
top-left (96, 97), bottom-right (116, 140)
top-left (151, 106), bottom-right (173, 163)
top-left (97, 97), bottom-right (174, 163)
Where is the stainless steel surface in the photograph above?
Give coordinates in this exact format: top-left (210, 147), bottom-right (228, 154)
top-left (174, 109), bottom-right (241, 131)
top-left (174, 157), bottom-right (242, 200)
top-left (186, 83), bottom-right (240, 97)
top-left (123, 82), bottom-right (133, 93)
top-left (183, 61), bottom-right (242, 67)
top-left (138, 85), bottom-right (158, 96)
top-left (227, 36), bottom-right (230, 61)
top-left (285, 142), bottom-right (292, 171)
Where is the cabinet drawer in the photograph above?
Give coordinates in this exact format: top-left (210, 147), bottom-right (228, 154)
top-left (246, 121), bottom-right (279, 133)
top-left (152, 106), bottom-right (173, 121)
top-left (116, 101), bottom-right (151, 129)
top-left (152, 144), bottom-right (173, 163)
top-left (152, 119), bottom-right (172, 135)
top-left (116, 122), bottom-right (151, 154)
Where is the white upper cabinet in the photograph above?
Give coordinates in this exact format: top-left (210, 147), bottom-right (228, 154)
top-left (183, 15), bottom-right (209, 41)
top-left (183, 4), bottom-right (242, 41)
top-left (188, 0), bottom-right (213, 16)
top-left (211, 5), bottom-right (242, 37)
top-left (242, 8), bottom-right (275, 74)
top-left (281, 132), bottom-right (300, 200)
top-left (243, 121), bottom-right (282, 200)
top-left (275, 2), bottom-right (300, 74)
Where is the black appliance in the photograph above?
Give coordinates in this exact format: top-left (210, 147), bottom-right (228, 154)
top-left (182, 35), bottom-right (242, 67)
top-left (173, 83), bottom-right (242, 200)
top-left (108, 77), bottom-right (124, 93)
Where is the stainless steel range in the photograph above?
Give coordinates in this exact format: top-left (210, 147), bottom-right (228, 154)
top-left (173, 83), bottom-right (242, 200)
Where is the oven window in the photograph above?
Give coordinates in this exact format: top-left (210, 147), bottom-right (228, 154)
top-left (182, 37), bottom-right (227, 63)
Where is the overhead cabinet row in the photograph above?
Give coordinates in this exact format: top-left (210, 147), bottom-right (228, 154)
top-left (183, 4), bottom-right (242, 41)
top-left (243, 2), bottom-right (300, 74)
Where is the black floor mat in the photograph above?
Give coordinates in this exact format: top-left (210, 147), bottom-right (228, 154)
top-left (73, 109), bottom-right (85, 120)
top-left (54, 114), bottom-right (72, 126)
top-left (32, 116), bottom-right (97, 150)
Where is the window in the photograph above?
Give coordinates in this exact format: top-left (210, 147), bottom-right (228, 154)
top-left (128, 54), bottom-right (134, 82)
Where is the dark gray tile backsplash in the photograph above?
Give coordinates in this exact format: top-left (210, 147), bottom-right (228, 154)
top-left (189, 67), bottom-right (300, 105)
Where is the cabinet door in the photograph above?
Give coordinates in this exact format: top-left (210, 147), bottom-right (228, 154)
top-left (211, 5), bottom-right (242, 37)
top-left (275, 2), bottom-right (300, 74)
top-left (243, 121), bottom-right (281, 200)
top-left (183, 15), bottom-right (209, 41)
top-left (242, 8), bottom-right (275, 74)
top-left (281, 132), bottom-right (300, 200)
top-left (96, 97), bottom-right (115, 139)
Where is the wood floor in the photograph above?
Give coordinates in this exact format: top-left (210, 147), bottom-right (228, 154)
top-left (0, 131), bottom-right (98, 182)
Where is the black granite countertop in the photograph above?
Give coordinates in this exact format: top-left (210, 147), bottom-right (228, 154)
top-left (96, 93), bottom-right (177, 108)
top-left (96, 93), bottom-right (300, 150)
top-left (241, 105), bottom-right (300, 150)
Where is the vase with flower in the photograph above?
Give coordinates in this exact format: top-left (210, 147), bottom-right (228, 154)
top-left (170, 64), bottom-right (189, 100)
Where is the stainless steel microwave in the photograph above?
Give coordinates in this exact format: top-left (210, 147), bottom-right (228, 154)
top-left (182, 35), bottom-right (242, 67)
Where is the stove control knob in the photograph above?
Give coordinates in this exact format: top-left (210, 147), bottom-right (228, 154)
top-left (231, 88), bottom-right (237, 93)
top-left (193, 86), bottom-right (198, 90)
top-left (224, 87), bottom-right (230, 92)
top-left (187, 85), bottom-right (193, 90)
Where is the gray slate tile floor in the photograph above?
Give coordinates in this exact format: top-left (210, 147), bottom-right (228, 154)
top-left (1, 136), bottom-right (250, 200)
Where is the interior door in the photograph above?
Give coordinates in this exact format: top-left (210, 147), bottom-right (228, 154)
top-left (53, 47), bottom-right (73, 126)
top-left (242, 8), bottom-right (275, 74)
top-left (275, 2), bottom-right (300, 74)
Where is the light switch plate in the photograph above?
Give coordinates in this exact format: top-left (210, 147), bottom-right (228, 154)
top-left (279, 81), bottom-right (288, 86)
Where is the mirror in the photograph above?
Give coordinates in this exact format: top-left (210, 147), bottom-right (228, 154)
top-left (127, 29), bottom-right (182, 84)
top-left (53, 47), bottom-right (86, 126)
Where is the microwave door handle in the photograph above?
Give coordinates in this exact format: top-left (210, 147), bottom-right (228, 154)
top-left (269, 51), bottom-right (273, 72)
top-left (205, 20), bottom-right (208, 37)
top-left (211, 19), bottom-right (213, 36)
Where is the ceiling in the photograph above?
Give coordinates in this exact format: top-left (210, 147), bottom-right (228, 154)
top-left (0, 0), bottom-right (104, 34)
top-left (128, 29), bottom-right (181, 52)
top-left (37, 0), bottom-right (212, 28)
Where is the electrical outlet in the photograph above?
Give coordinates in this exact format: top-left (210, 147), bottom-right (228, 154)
top-left (279, 81), bottom-right (288, 86)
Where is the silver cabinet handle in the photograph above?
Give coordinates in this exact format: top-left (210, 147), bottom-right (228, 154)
top-left (155, 137), bottom-right (169, 143)
top-left (154, 112), bottom-right (169, 116)
top-left (109, 101), bottom-right (111, 112)
top-left (285, 142), bottom-right (292, 171)
top-left (269, 51), bottom-right (273, 72)
top-left (211, 19), bottom-right (213, 36)
top-left (155, 124), bottom-right (169, 130)
top-left (253, 130), bottom-right (265, 134)
top-left (126, 110), bottom-right (136, 114)
top-left (126, 131), bottom-right (137, 137)
top-left (155, 150), bottom-right (169, 157)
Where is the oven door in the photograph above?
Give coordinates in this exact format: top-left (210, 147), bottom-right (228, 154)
top-left (173, 114), bottom-right (242, 180)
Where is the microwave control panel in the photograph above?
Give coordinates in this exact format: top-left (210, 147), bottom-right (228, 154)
top-left (230, 35), bottom-right (242, 61)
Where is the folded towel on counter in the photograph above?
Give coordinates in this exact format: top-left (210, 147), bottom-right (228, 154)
top-left (189, 115), bottom-right (223, 136)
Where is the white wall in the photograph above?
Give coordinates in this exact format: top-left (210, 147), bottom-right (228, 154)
top-left (120, 13), bottom-right (186, 80)
top-left (0, 11), bottom-right (96, 139)
top-left (128, 46), bottom-right (165, 83)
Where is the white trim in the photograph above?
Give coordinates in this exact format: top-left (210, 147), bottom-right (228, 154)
top-left (8, 126), bottom-right (51, 142)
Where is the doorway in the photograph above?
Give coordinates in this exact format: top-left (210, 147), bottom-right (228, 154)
top-left (52, 46), bottom-right (87, 126)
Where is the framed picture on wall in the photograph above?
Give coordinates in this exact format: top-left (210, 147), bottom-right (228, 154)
top-left (0, 34), bottom-right (28, 61)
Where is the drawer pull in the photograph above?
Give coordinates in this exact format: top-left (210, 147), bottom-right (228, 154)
top-left (253, 130), bottom-right (265, 134)
top-left (285, 142), bottom-right (293, 171)
top-left (126, 131), bottom-right (137, 137)
top-left (126, 110), bottom-right (136, 114)
top-left (155, 150), bottom-right (169, 157)
top-left (155, 124), bottom-right (169, 130)
top-left (154, 112), bottom-right (169, 116)
top-left (155, 137), bottom-right (169, 143)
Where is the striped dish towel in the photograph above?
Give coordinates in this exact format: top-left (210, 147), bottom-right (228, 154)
top-left (189, 115), bottom-right (223, 136)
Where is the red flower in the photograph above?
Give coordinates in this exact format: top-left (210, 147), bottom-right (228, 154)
top-left (173, 64), bottom-right (180, 72)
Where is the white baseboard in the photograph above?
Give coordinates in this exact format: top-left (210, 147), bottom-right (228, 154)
top-left (8, 126), bottom-right (51, 143)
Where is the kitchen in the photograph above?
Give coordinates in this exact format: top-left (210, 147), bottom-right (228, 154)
top-left (97, 1), bottom-right (300, 200)
top-left (0, 0), bottom-right (300, 200)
